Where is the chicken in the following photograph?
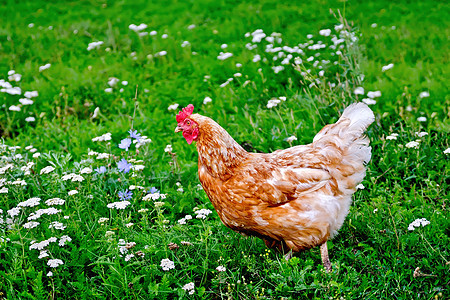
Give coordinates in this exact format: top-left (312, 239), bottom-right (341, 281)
top-left (175, 103), bottom-right (374, 271)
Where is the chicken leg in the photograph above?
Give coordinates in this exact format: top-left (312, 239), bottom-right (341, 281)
top-left (320, 242), bottom-right (332, 272)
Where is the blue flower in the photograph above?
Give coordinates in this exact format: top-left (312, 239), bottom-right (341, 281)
top-left (128, 129), bottom-right (142, 142)
top-left (95, 166), bottom-right (107, 174)
top-left (119, 138), bottom-right (132, 151)
top-left (149, 187), bottom-right (159, 194)
top-left (117, 158), bottom-right (132, 173)
top-left (118, 190), bottom-right (133, 201)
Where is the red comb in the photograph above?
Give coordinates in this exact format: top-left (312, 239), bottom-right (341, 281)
top-left (176, 104), bottom-right (194, 123)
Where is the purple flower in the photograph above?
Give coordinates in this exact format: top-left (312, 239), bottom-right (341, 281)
top-left (149, 187), bottom-right (159, 194)
top-left (119, 138), bottom-right (132, 151)
top-left (128, 129), bottom-right (141, 142)
top-left (118, 190), bottom-right (133, 201)
top-left (117, 159), bottom-right (132, 173)
top-left (95, 166), bottom-right (107, 174)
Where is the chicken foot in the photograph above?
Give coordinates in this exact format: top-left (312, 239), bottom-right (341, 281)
top-left (320, 242), bottom-right (332, 272)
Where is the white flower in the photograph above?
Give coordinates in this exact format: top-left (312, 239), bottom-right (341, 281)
top-left (382, 63), bottom-right (394, 72)
top-left (108, 77), bottom-right (119, 87)
top-left (367, 91), bottom-right (381, 98)
top-left (68, 190), bottom-right (78, 196)
top-left (371, 23), bottom-right (377, 28)
top-left (405, 141), bottom-right (420, 149)
top-left (49, 221), bottom-right (66, 230)
top-left (362, 98), bottom-right (377, 105)
top-left (87, 41), bottom-right (104, 51)
top-left (27, 208), bottom-right (61, 221)
top-left (59, 235), bottom-right (72, 246)
top-left (125, 222), bottom-right (134, 228)
top-left (160, 258), bottom-right (175, 271)
top-left (251, 29), bottom-right (266, 43)
top-left (62, 173), bottom-right (75, 181)
top-left (104, 88), bottom-right (113, 93)
top-left (23, 221), bottom-right (40, 229)
top-left (182, 282), bottom-right (195, 295)
top-left (39, 63), bottom-right (51, 72)
top-left (408, 218), bottom-right (430, 231)
top-left (25, 117), bottom-right (36, 122)
top-left (125, 254), bottom-right (135, 261)
top-left (386, 133), bottom-right (399, 140)
top-left (419, 91), bottom-right (430, 98)
top-left (32, 153), bottom-right (41, 158)
top-left (19, 98), bottom-right (34, 105)
top-left (154, 201), bottom-right (165, 207)
top-left (252, 54), bottom-right (261, 63)
top-left (9, 105), bottom-right (20, 112)
top-left (217, 52), bottom-right (233, 60)
top-left (7, 207), bottom-right (21, 218)
top-left (164, 144), bottom-right (173, 153)
top-left (285, 136), bottom-right (297, 143)
top-left (444, 148), bottom-right (450, 154)
top-left (417, 116), bottom-right (427, 122)
top-left (354, 87), bottom-right (364, 95)
top-left (415, 132), bottom-right (428, 138)
top-left (181, 41), bottom-right (190, 47)
top-left (29, 237), bottom-right (58, 250)
top-left (335, 24), bottom-right (344, 31)
top-left (40, 166), bottom-right (55, 175)
top-left (129, 23), bottom-right (148, 32)
top-left (39, 250), bottom-right (49, 259)
top-left (187, 24), bottom-right (196, 30)
top-left (47, 258), bottom-right (64, 268)
top-left (319, 29), bottom-right (331, 36)
top-left (168, 103), bottom-right (179, 111)
top-left (356, 184), bottom-right (365, 190)
top-left (80, 167), bottom-right (92, 174)
top-left (194, 208), bottom-right (213, 219)
top-left (98, 217), bottom-right (109, 224)
top-left (107, 201), bottom-right (131, 209)
top-left (203, 96), bottom-right (212, 105)
top-left (216, 265), bottom-right (226, 272)
top-left (45, 198), bottom-right (65, 206)
top-left (0, 187), bottom-right (8, 194)
top-left (161, 33), bottom-right (168, 39)
top-left (47, 271), bottom-right (53, 277)
top-left (92, 133), bottom-right (112, 142)
top-left (71, 174), bottom-right (84, 182)
top-left (24, 91), bottom-right (38, 98)
top-left (18, 197), bottom-right (41, 207)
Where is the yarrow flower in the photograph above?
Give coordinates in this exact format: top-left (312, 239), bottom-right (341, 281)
top-left (40, 166), bottom-right (55, 175)
top-left (405, 141), bottom-right (420, 149)
top-left (194, 208), bottom-right (213, 219)
top-left (408, 218), bottom-right (430, 231)
top-left (47, 258), bottom-right (64, 268)
top-left (216, 265), bottom-right (226, 272)
top-left (160, 258), bottom-right (175, 271)
top-left (182, 282), bottom-right (195, 295)
top-left (107, 201), bottom-right (131, 209)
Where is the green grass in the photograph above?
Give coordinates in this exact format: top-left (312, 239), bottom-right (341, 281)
top-left (0, 0), bottom-right (449, 299)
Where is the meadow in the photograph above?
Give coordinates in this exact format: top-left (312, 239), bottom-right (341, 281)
top-left (0, 0), bottom-right (449, 299)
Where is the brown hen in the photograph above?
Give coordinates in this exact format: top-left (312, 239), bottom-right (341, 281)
top-left (175, 103), bottom-right (374, 271)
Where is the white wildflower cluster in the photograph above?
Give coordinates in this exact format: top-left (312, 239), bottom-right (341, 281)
top-left (405, 141), bottom-right (420, 149)
top-left (107, 201), bottom-right (131, 210)
top-left (87, 41), bottom-right (104, 51)
top-left (143, 192), bottom-right (167, 201)
top-left (216, 265), bottom-right (226, 272)
top-left (59, 235), bottom-right (72, 246)
top-left (177, 215), bottom-right (193, 225)
top-left (444, 148), bottom-right (450, 155)
top-left (194, 208), bottom-right (213, 219)
top-left (48, 221), bottom-right (66, 230)
top-left (285, 136), bottom-right (297, 143)
top-left (62, 173), bottom-right (85, 182)
top-left (39, 63), bottom-right (51, 72)
top-left (168, 104), bottom-right (179, 111)
top-left (47, 258), bottom-right (64, 268)
top-left (203, 96), bottom-right (212, 105)
top-left (23, 221), bottom-right (40, 229)
top-left (217, 52), bottom-right (233, 60)
top-left (92, 133), bottom-right (112, 142)
top-left (28, 207), bottom-right (61, 221)
top-left (45, 198), bottom-right (65, 206)
top-left (386, 133), bottom-right (399, 140)
top-left (382, 63), bottom-right (394, 72)
top-left (129, 23), bottom-right (148, 32)
top-left (29, 237), bottom-right (58, 250)
top-left (98, 217), bottom-right (109, 225)
top-left (160, 258), bottom-right (175, 271)
top-left (419, 91), bottom-right (429, 98)
top-left (17, 197), bottom-right (41, 207)
top-left (134, 136), bottom-right (152, 148)
top-left (68, 190), bottom-right (78, 196)
top-left (266, 96), bottom-right (287, 108)
top-left (40, 166), bottom-right (55, 175)
top-left (408, 218), bottom-right (430, 231)
top-left (182, 282), bottom-right (195, 295)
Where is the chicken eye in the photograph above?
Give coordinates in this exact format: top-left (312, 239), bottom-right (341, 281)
top-left (186, 120), bottom-right (191, 125)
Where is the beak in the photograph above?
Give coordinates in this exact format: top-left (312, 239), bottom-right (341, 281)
top-left (175, 126), bottom-right (183, 133)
